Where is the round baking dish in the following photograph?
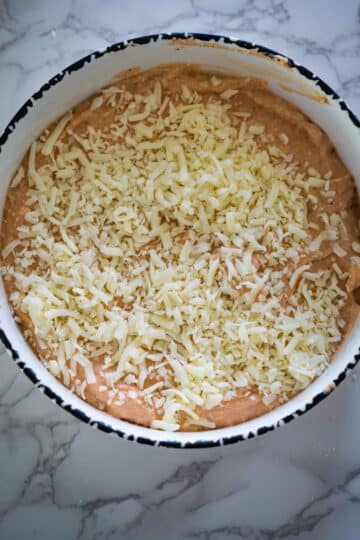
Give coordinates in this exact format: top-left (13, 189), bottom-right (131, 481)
top-left (0, 33), bottom-right (359, 448)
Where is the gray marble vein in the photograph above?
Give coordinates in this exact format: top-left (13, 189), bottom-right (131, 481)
top-left (0, 1), bottom-right (359, 538)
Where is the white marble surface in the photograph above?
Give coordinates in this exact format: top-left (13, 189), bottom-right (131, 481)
top-left (0, 1), bottom-right (360, 538)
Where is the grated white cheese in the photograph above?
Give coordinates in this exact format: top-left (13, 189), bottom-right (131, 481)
top-left (41, 112), bottom-right (72, 156)
top-left (333, 243), bottom-right (347, 257)
top-left (289, 264), bottom-right (310, 290)
top-left (5, 72), bottom-right (353, 431)
top-left (10, 166), bottom-right (25, 188)
top-left (220, 89), bottom-right (238, 100)
top-left (2, 239), bottom-right (22, 259)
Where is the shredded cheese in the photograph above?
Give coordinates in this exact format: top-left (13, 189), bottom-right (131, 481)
top-left (41, 112), bottom-right (72, 156)
top-left (4, 71), bottom-right (352, 431)
top-left (10, 166), bottom-right (24, 188)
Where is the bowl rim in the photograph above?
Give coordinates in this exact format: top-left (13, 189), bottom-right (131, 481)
top-left (0, 31), bottom-right (359, 449)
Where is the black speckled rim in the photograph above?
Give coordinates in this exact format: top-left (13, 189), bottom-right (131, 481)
top-left (0, 32), bottom-right (359, 449)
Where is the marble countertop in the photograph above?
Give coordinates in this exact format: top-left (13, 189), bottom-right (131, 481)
top-left (1, 1), bottom-right (360, 538)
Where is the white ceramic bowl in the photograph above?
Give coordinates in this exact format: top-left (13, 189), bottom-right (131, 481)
top-left (1, 33), bottom-right (359, 448)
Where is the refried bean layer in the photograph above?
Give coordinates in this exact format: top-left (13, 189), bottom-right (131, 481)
top-left (1, 64), bottom-right (360, 431)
